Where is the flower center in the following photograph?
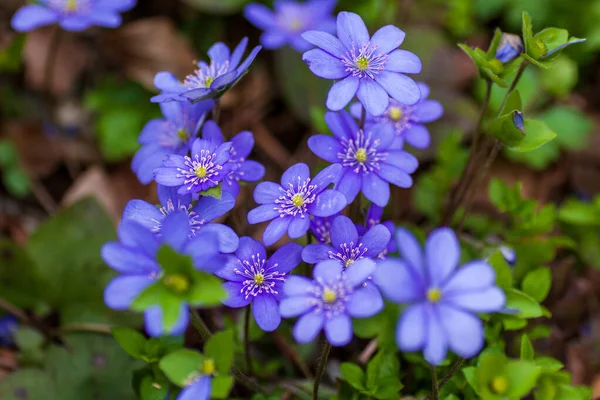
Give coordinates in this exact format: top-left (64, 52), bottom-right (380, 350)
top-left (275, 178), bottom-right (317, 217)
top-left (338, 130), bottom-right (386, 174)
top-left (328, 242), bottom-right (368, 267)
top-left (427, 288), bottom-right (442, 303)
top-left (184, 61), bottom-right (229, 89)
top-left (164, 274), bottom-right (190, 295)
top-left (151, 198), bottom-right (205, 237)
top-left (234, 254), bottom-right (286, 299)
top-left (177, 128), bottom-right (189, 141)
top-left (322, 289), bottom-right (337, 303)
top-left (288, 17), bottom-right (303, 32)
top-left (204, 76), bottom-right (215, 88)
top-left (50, 0), bottom-right (89, 12)
top-left (341, 42), bottom-right (388, 79)
top-left (200, 359), bottom-right (216, 376)
top-left (389, 107), bottom-right (403, 122)
top-left (195, 166), bottom-right (207, 178)
top-left (490, 376), bottom-right (509, 394)
top-left (176, 149), bottom-right (224, 191)
top-left (66, 0), bottom-right (77, 11)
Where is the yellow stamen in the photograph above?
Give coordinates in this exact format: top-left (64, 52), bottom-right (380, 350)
top-left (344, 259), bottom-right (354, 267)
top-left (200, 359), bottom-right (216, 375)
top-left (356, 56), bottom-right (370, 71)
top-left (355, 148), bottom-right (367, 163)
top-left (490, 376), bottom-right (509, 394)
top-left (195, 166), bottom-right (207, 178)
top-left (65, 0), bottom-right (78, 11)
top-left (292, 193), bottom-right (304, 208)
top-left (426, 288), bottom-right (442, 303)
top-left (253, 273), bottom-right (265, 285)
top-left (164, 274), bottom-right (190, 295)
top-left (322, 289), bottom-right (337, 303)
top-left (204, 76), bottom-right (215, 88)
top-left (389, 107), bottom-right (403, 122)
top-left (177, 128), bottom-right (189, 141)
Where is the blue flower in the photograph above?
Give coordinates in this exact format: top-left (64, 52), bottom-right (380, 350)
top-left (350, 82), bottom-right (443, 149)
top-left (309, 214), bottom-right (338, 244)
top-left (200, 121), bottom-right (265, 198)
top-left (0, 315), bottom-right (18, 346)
top-left (308, 111), bottom-right (418, 207)
top-left (151, 38), bottom-right (261, 104)
top-left (132, 102), bottom-right (211, 184)
top-left (122, 185), bottom-right (238, 253)
top-left (301, 11), bottom-right (421, 116)
top-left (176, 375), bottom-right (211, 400)
top-left (302, 214), bottom-right (390, 266)
top-left (102, 212), bottom-right (232, 337)
top-left (373, 227), bottom-right (506, 365)
top-left (216, 237), bottom-right (302, 331)
top-left (154, 138), bottom-right (235, 196)
top-left (279, 259), bottom-right (383, 346)
top-left (355, 204), bottom-right (396, 256)
top-left (244, 0), bottom-right (336, 52)
top-left (11, 0), bottom-right (136, 32)
top-left (495, 33), bottom-right (523, 63)
top-left (248, 163), bottom-right (346, 246)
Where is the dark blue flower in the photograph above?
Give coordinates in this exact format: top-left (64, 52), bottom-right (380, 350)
top-left (309, 214), bottom-right (338, 244)
top-left (151, 38), bottom-right (261, 104)
top-left (302, 215), bottom-right (390, 267)
top-left (102, 212), bottom-right (231, 337)
top-left (11, 0), bottom-right (136, 32)
top-left (373, 227), bottom-right (506, 365)
top-left (248, 163), bottom-right (346, 246)
top-left (308, 111), bottom-right (418, 207)
top-left (154, 138), bottom-right (235, 196)
top-left (279, 259), bottom-right (383, 346)
top-left (176, 375), bottom-right (211, 400)
top-left (494, 33), bottom-right (523, 64)
top-left (132, 102), bottom-right (211, 184)
top-left (122, 185), bottom-right (238, 253)
top-left (350, 82), bottom-right (443, 149)
top-left (301, 11), bottom-right (421, 116)
top-left (216, 237), bottom-right (302, 331)
top-left (0, 315), bottom-right (18, 346)
top-left (244, 0), bottom-right (336, 52)
top-left (355, 204), bottom-right (396, 256)
top-left (200, 121), bottom-right (265, 198)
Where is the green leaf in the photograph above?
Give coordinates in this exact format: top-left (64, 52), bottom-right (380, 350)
top-left (132, 284), bottom-right (184, 331)
top-left (505, 360), bottom-right (541, 397)
top-left (499, 90), bottom-right (522, 116)
top-left (535, 28), bottom-right (569, 53)
top-left (0, 240), bottom-right (45, 309)
top-left (535, 356), bottom-right (563, 373)
top-left (340, 362), bottom-right (366, 391)
top-left (111, 327), bottom-right (147, 360)
top-left (159, 349), bottom-right (204, 387)
top-left (510, 119), bottom-right (557, 152)
top-left (188, 271), bottom-right (227, 306)
top-left (204, 330), bottom-right (234, 374)
top-left (488, 110), bottom-right (525, 147)
top-left (140, 374), bottom-right (171, 400)
top-left (538, 106), bottom-right (592, 150)
top-left (522, 12), bottom-right (535, 53)
top-left (520, 334), bottom-right (535, 360)
top-left (0, 369), bottom-right (55, 400)
top-left (3, 167), bottom-right (30, 198)
top-left (14, 327), bottom-right (44, 354)
top-left (366, 351), bottom-right (400, 391)
top-left (198, 184), bottom-right (222, 199)
top-left (181, 0), bottom-right (249, 15)
top-left (505, 288), bottom-right (545, 319)
top-left (157, 245), bottom-right (194, 275)
top-left (462, 366), bottom-right (478, 392)
top-left (540, 56), bottom-right (578, 97)
top-left (487, 251), bottom-right (513, 290)
top-left (211, 376), bottom-right (234, 399)
top-left (370, 377), bottom-right (403, 399)
top-left (522, 267), bottom-right (552, 302)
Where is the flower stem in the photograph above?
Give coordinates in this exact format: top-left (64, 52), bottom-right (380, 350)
top-left (212, 99), bottom-right (221, 124)
top-left (190, 310), bottom-right (267, 394)
top-left (244, 305), bottom-right (253, 376)
top-left (430, 364), bottom-right (439, 400)
top-left (313, 341), bottom-right (331, 400)
top-left (426, 358), bottom-right (465, 400)
top-left (360, 107), bottom-right (366, 129)
top-left (0, 297), bottom-right (30, 324)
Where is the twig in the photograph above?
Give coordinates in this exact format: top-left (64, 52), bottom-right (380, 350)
top-left (0, 297), bottom-right (30, 324)
top-left (59, 323), bottom-right (112, 335)
top-left (358, 339), bottom-right (378, 364)
top-left (313, 341), bottom-right (331, 400)
top-left (430, 364), bottom-right (439, 400)
top-left (272, 331), bottom-right (313, 379)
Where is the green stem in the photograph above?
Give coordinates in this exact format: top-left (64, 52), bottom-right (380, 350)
top-left (426, 358), bottom-right (465, 400)
top-left (313, 341), bottom-right (331, 400)
top-left (497, 61), bottom-right (528, 115)
top-left (430, 364), bottom-right (439, 400)
top-left (244, 305), bottom-right (253, 376)
top-left (189, 310), bottom-right (267, 394)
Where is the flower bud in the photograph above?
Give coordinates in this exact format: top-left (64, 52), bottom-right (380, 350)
top-left (495, 34), bottom-right (524, 63)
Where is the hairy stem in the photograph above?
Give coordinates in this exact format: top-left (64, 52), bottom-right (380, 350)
top-left (430, 364), bottom-right (439, 400)
top-left (426, 358), bottom-right (465, 400)
top-left (244, 305), bottom-right (253, 376)
top-left (190, 310), bottom-right (267, 394)
top-left (313, 341), bottom-right (331, 400)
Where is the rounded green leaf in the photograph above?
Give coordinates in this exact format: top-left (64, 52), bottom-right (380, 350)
top-left (111, 327), bottom-right (147, 360)
top-left (159, 349), bottom-right (204, 387)
top-left (505, 288), bottom-right (544, 319)
top-left (204, 330), bottom-right (234, 374)
top-left (510, 119), bottom-right (556, 152)
top-left (340, 362), bottom-right (366, 391)
top-left (522, 267), bottom-right (552, 302)
top-left (505, 360), bottom-right (541, 397)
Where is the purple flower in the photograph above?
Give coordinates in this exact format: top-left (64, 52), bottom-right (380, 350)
top-left (373, 227), bottom-right (506, 365)
top-left (495, 33), bottom-right (523, 63)
top-left (350, 82), bottom-right (443, 149)
top-left (132, 102), bottom-right (211, 184)
top-left (176, 375), bottom-right (211, 400)
top-left (309, 214), bottom-right (338, 244)
top-left (301, 11), bottom-right (421, 116)
top-left (11, 0), bottom-right (136, 32)
top-left (0, 315), bottom-right (18, 346)
top-left (122, 185), bottom-right (238, 253)
top-left (248, 163), bottom-right (346, 246)
top-left (302, 215), bottom-right (390, 266)
top-left (200, 121), bottom-right (265, 198)
top-left (308, 111), bottom-right (418, 207)
top-left (154, 138), bottom-right (235, 196)
top-left (151, 38), bottom-right (261, 104)
top-left (216, 237), bottom-right (302, 331)
top-left (102, 212), bottom-right (228, 337)
top-left (355, 204), bottom-right (396, 256)
top-left (244, 0), bottom-right (336, 52)
top-left (279, 259), bottom-right (383, 346)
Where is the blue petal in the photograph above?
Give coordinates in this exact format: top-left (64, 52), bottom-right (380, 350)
top-left (385, 50), bottom-right (422, 73)
top-left (357, 79), bottom-right (390, 117)
top-left (133, 148), bottom-right (171, 184)
top-left (210, 71), bottom-right (238, 90)
top-left (59, 15), bottom-right (93, 31)
top-left (414, 100), bottom-right (444, 123)
top-left (201, 121), bottom-right (224, 144)
top-left (302, 244), bottom-right (332, 264)
top-left (88, 11), bottom-right (122, 28)
top-left (395, 228), bottom-right (425, 279)
top-left (236, 236), bottom-right (267, 264)
top-left (330, 215), bottom-right (359, 249)
top-left (222, 282), bottom-right (252, 308)
top-left (444, 287), bottom-right (506, 313)
top-left (253, 294), bottom-right (281, 331)
top-left (425, 228), bottom-right (460, 287)
top-left (214, 255), bottom-right (245, 282)
top-left (199, 223), bottom-right (239, 253)
top-left (288, 216), bottom-right (310, 239)
top-left (302, 49), bottom-right (348, 80)
top-left (335, 169), bottom-right (361, 204)
top-left (326, 76), bottom-right (359, 111)
top-left (11, 5), bottom-right (58, 32)
top-left (301, 30), bottom-right (346, 57)
top-left (230, 37), bottom-right (249, 70)
top-left (346, 285), bottom-right (383, 318)
top-left (161, 211), bottom-right (190, 251)
top-left (104, 276), bottom-right (154, 310)
top-left (208, 42), bottom-right (231, 65)
top-left (376, 164), bottom-right (413, 189)
top-left (311, 164), bottom-right (342, 191)
top-left (293, 312), bottom-right (324, 343)
top-left (361, 173), bottom-right (390, 207)
top-left (368, 122), bottom-right (395, 149)
top-left (138, 120), bottom-right (166, 144)
top-left (313, 259), bottom-right (343, 282)
top-left (373, 258), bottom-right (424, 303)
top-left (260, 31), bottom-right (288, 49)
top-left (370, 25), bottom-right (406, 53)
top-left (396, 303), bottom-right (426, 351)
top-left (177, 376), bottom-right (211, 400)
top-left (101, 243), bottom-right (156, 274)
top-left (375, 71), bottom-right (420, 105)
top-left (231, 130), bottom-right (254, 159)
top-left (262, 216), bottom-right (292, 246)
top-left (267, 242), bottom-right (303, 273)
top-left (307, 189), bottom-right (347, 217)
top-left (424, 308), bottom-right (448, 365)
top-left (180, 88), bottom-right (211, 102)
top-left (344, 258), bottom-right (376, 287)
top-left (144, 303), bottom-right (189, 337)
top-left (283, 276), bottom-right (315, 297)
top-left (248, 204), bottom-right (279, 224)
top-left (253, 182), bottom-right (281, 204)
top-left (192, 191), bottom-right (235, 222)
top-left (122, 200), bottom-right (162, 231)
top-left (438, 305), bottom-right (484, 359)
top-left (308, 135), bottom-right (343, 163)
top-left (280, 296), bottom-right (314, 317)
top-left (239, 160), bottom-right (265, 182)
top-left (385, 150), bottom-right (419, 172)
top-left (244, 5), bottom-right (276, 30)
top-left (324, 111), bottom-right (352, 140)
top-left (95, 0), bottom-right (137, 12)
top-left (325, 314), bottom-right (352, 346)
top-left (281, 163), bottom-right (310, 186)
top-left (157, 185), bottom-right (191, 209)
top-left (442, 261), bottom-right (496, 293)
top-left (360, 224), bottom-right (391, 258)
top-left (336, 11), bottom-right (370, 50)
top-left (236, 45), bottom-right (262, 74)
top-left (153, 71), bottom-right (182, 92)
top-left (117, 218), bottom-right (160, 255)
